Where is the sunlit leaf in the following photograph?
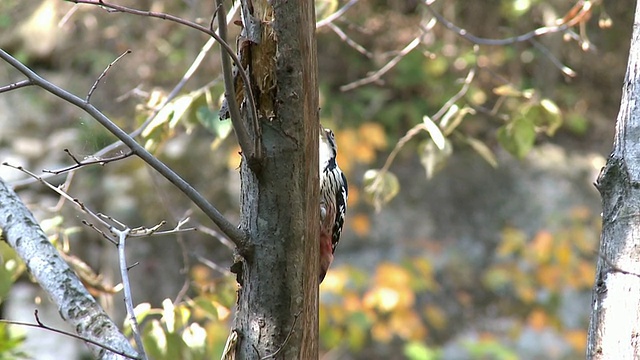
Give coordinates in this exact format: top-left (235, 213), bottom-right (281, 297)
top-left (404, 341), bottom-right (440, 360)
top-left (442, 106), bottom-right (475, 136)
top-left (497, 117), bottom-right (535, 159)
top-left (422, 115), bottom-right (446, 150)
top-left (492, 84), bottom-right (522, 97)
top-left (363, 169), bottom-right (400, 211)
top-left (162, 298), bottom-right (176, 333)
top-left (315, 0), bottom-right (338, 21)
top-left (466, 137), bottom-right (498, 168)
top-left (419, 138), bottom-right (453, 179)
top-left (528, 99), bottom-right (563, 136)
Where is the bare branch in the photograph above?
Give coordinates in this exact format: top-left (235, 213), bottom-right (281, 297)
top-left (422, 0), bottom-right (593, 46)
top-left (0, 311), bottom-right (140, 360)
top-left (216, 0), bottom-right (260, 163)
top-left (340, 37), bottom-right (421, 91)
top-left (529, 38), bottom-right (577, 77)
top-left (87, 49), bottom-right (132, 102)
top-left (0, 49), bottom-right (249, 250)
top-left (326, 22), bottom-right (373, 58)
top-left (43, 149), bottom-right (134, 174)
top-left (68, 0), bottom-right (259, 160)
top-left (115, 228), bottom-right (147, 360)
top-left (0, 178), bottom-right (139, 359)
top-left (0, 79), bottom-right (34, 94)
top-left (10, 3), bottom-right (241, 190)
top-left (370, 51), bottom-right (478, 204)
top-left (316, 0), bottom-right (359, 28)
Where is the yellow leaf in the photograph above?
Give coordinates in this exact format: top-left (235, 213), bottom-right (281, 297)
top-left (390, 310), bottom-right (427, 340)
top-left (363, 286), bottom-right (401, 312)
top-left (375, 262), bottom-right (411, 288)
top-left (320, 266), bottom-right (349, 293)
top-left (358, 122), bottom-right (387, 150)
top-left (529, 231), bottom-right (554, 263)
top-left (555, 241), bottom-right (572, 267)
top-left (564, 329), bottom-right (587, 352)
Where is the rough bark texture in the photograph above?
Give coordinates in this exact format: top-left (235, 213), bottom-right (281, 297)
top-left (0, 178), bottom-right (137, 360)
top-left (587, 2), bottom-right (640, 358)
top-left (232, 0), bottom-right (319, 358)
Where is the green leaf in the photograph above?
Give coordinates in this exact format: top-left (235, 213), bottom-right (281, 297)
top-left (536, 98), bottom-right (563, 136)
top-left (404, 341), bottom-right (440, 360)
top-left (497, 117), bottom-right (535, 159)
top-left (363, 169), bottom-right (400, 211)
top-left (197, 106), bottom-right (232, 140)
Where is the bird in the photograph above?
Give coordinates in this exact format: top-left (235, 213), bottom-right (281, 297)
top-left (319, 127), bottom-right (348, 283)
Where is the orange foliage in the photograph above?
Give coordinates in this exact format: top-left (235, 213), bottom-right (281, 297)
top-left (527, 308), bottom-right (549, 331)
top-left (350, 213), bottom-right (371, 237)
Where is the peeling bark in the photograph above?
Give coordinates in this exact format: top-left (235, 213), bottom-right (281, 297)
top-left (231, 0), bottom-right (319, 358)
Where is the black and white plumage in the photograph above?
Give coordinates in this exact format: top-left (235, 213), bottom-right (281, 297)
top-left (319, 128), bottom-right (348, 283)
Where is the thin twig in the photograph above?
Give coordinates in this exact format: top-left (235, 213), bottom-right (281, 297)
top-left (529, 38), bottom-right (577, 77)
top-left (422, 0), bottom-right (593, 46)
top-left (86, 49), bottom-right (131, 102)
top-left (196, 255), bottom-right (232, 275)
top-left (116, 229), bottom-right (148, 360)
top-left (68, 0), bottom-right (258, 150)
top-left (432, 46), bottom-right (478, 121)
top-left (0, 79), bottom-right (34, 94)
top-left (3, 162), bottom-right (118, 243)
top-left (340, 37), bottom-right (421, 91)
top-left (10, 3), bottom-right (241, 190)
top-left (0, 49), bottom-right (249, 250)
top-left (370, 52), bottom-right (478, 206)
top-left (216, 0), bottom-right (259, 162)
top-left (43, 149), bottom-right (133, 174)
top-left (198, 225), bottom-right (235, 250)
top-left (316, 0), bottom-right (360, 28)
top-left (0, 310), bottom-right (140, 360)
top-left (326, 22), bottom-right (373, 58)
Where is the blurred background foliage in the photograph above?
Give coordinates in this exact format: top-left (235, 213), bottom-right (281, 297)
top-left (0, 0), bottom-right (625, 359)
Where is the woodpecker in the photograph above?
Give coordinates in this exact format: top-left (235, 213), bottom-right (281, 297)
top-left (319, 127), bottom-right (348, 283)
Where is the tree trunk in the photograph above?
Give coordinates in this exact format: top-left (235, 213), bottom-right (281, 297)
top-left (232, 0), bottom-right (319, 358)
top-left (588, 1), bottom-right (640, 358)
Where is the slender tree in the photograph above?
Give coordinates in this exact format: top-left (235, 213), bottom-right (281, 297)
top-left (588, 1), bottom-right (640, 358)
top-left (227, 0), bottom-right (320, 358)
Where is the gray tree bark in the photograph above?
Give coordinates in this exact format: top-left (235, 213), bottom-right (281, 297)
top-left (0, 178), bottom-right (137, 360)
top-left (231, 0), bottom-right (319, 358)
top-left (588, 1), bottom-right (640, 358)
